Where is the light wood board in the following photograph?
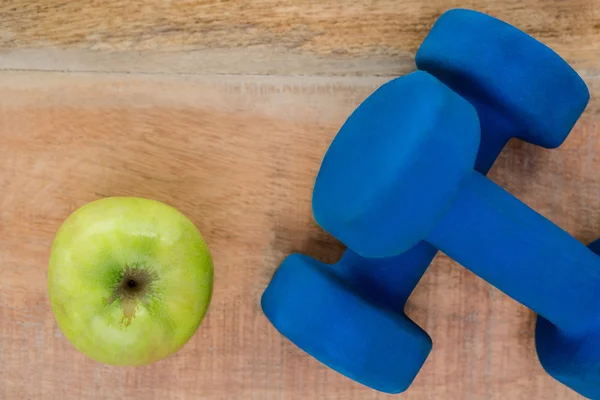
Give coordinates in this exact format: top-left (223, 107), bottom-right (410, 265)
top-left (1, 1), bottom-right (599, 399)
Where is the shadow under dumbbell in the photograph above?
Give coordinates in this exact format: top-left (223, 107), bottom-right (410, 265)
top-left (296, 224), bottom-right (347, 266)
top-left (265, 217), bottom-right (346, 280)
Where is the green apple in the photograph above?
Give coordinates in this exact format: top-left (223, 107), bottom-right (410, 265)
top-left (48, 196), bottom-right (214, 366)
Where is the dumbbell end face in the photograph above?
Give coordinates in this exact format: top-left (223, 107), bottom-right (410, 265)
top-left (534, 239), bottom-right (600, 398)
top-left (416, 8), bottom-right (590, 148)
top-left (261, 253), bottom-right (432, 394)
top-left (312, 70), bottom-right (481, 258)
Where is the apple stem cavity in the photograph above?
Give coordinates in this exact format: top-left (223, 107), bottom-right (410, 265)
top-left (107, 266), bottom-right (156, 327)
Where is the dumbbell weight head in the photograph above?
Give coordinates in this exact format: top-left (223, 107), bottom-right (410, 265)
top-left (416, 8), bottom-right (590, 172)
top-left (535, 236), bottom-right (600, 400)
top-left (313, 69), bottom-right (480, 257)
top-left (262, 252), bottom-right (433, 394)
top-left (262, 8), bottom-right (590, 395)
top-left (313, 70), bottom-right (481, 257)
top-left (312, 56), bottom-right (600, 399)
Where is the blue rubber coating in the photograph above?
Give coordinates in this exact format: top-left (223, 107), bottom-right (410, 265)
top-left (261, 7), bottom-right (591, 396)
top-left (534, 239), bottom-right (600, 400)
top-left (416, 8), bottom-right (590, 151)
top-left (313, 70), bottom-right (481, 258)
top-left (312, 58), bottom-right (599, 400)
top-left (261, 253), bottom-right (432, 394)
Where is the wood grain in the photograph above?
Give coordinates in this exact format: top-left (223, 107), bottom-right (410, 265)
top-left (0, 1), bottom-right (599, 399)
top-left (1, 71), bottom-right (597, 400)
top-left (0, 0), bottom-right (598, 75)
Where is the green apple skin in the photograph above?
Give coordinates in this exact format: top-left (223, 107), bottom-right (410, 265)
top-left (48, 196), bottom-right (214, 366)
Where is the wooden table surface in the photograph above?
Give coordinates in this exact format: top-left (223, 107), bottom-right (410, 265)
top-left (1, 1), bottom-right (599, 399)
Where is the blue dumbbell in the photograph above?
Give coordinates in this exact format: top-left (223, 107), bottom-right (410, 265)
top-left (312, 71), bottom-right (599, 397)
top-left (261, 8), bottom-right (590, 395)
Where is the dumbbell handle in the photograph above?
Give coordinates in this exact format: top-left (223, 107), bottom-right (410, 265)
top-left (427, 170), bottom-right (600, 334)
top-left (467, 96), bottom-right (515, 174)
